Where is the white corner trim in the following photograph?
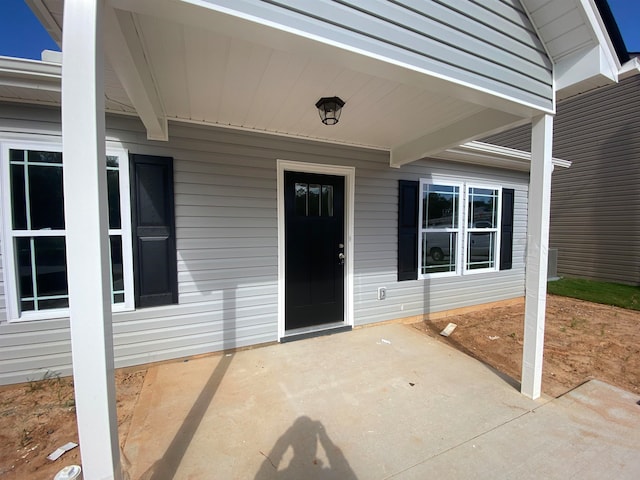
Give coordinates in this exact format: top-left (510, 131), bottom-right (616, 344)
top-left (276, 159), bottom-right (355, 340)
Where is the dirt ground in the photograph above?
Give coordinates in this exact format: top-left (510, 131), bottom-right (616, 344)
top-left (1, 294), bottom-right (639, 479)
top-left (412, 294), bottom-right (640, 398)
top-left (0, 369), bottom-right (146, 480)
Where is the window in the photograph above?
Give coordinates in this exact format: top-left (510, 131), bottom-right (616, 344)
top-left (399, 179), bottom-right (512, 281)
top-left (465, 186), bottom-right (500, 271)
top-left (419, 183), bottom-right (462, 276)
top-left (1, 143), bottom-right (134, 320)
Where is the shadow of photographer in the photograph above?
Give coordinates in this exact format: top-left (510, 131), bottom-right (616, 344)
top-left (255, 416), bottom-right (358, 480)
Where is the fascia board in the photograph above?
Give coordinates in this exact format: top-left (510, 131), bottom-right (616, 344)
top-left (0, 56), bottom-right (61, 92)
top-left (434, 141), bottom-right (571, 172)
top-left (619, 57), bottom-right (640, 80)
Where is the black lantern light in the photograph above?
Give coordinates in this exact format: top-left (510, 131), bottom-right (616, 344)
top-left (315, 96), bottom-right (345, 125)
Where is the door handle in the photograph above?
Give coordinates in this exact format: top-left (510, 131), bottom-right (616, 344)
top-left (338, 252), bottom-right (345, 265)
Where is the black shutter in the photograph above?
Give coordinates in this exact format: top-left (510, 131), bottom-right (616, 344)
top-left (398, 180), bottom-right (419, 281)
top-left (500, 188), bottom-right (515, 271)
top-left (130, 154), bottom-right (178, 307)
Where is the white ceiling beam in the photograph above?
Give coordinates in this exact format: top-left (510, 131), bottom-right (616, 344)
top-left (104, 5), bottom-right (168, 141)
top-left (390, 109), bottom-right (524, 167)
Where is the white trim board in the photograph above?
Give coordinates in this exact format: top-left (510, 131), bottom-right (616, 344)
top-left (276, 159), bottom-right (355, 340)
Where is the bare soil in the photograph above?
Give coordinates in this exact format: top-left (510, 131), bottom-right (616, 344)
top-left (0, 369), bottom-right (146, 480)
top-left (412, 295), bottom-right (640, 398)
top-left (1, 294), bottom-right (639, 479)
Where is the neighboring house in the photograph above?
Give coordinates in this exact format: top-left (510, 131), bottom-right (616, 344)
top-left (488, 65), bottom-right (640, 286)
top-left (0, 0), bottom-right (634, 476)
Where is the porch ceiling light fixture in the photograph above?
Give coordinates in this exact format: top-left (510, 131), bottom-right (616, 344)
top-left (315, 96), bottom-right (345, 125)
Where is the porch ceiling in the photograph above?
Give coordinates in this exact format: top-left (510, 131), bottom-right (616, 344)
top-left (31, 0), bottom-right (546, 165)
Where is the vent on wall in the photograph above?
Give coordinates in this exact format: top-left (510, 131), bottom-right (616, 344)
top-left (548, 248), bottom-right (559, 280)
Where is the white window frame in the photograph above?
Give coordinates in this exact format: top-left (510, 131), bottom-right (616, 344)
top-left (418, 177), bottom-right (503, 279)
top-left (0, 140), bottom-right (134, 322)
top-left (463, 184), bottom-right (502, 275)
top-left (418, 179), bottom-right (464, 279)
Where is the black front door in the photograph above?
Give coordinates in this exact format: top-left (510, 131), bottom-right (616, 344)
top-left (284, 171), bottom-right (345, 330)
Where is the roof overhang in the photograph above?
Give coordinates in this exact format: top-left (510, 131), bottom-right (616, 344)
top-left (9, 0), bottom-right (628, 168)
top-left (521, 0), bottom-right (635, 100)
top-left (0, 55), bottom-right (61, 92)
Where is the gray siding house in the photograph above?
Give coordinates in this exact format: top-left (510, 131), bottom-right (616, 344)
top-left (0, 0), bottom-right (633, 476)
top-left (488, 69), bottom-right (640, 286)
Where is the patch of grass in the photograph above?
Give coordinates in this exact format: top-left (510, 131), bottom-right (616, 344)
top-left (569, 317), bottom-right (587, 329)
top-left (548, 278), bottom-right (640, 311)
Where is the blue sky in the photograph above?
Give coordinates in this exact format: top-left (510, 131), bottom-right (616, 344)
top-left (0, 0), bottom-right (638, 60)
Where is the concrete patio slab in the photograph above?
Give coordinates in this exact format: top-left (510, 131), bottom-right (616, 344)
top-left (122, 324), bottom-right (640, 480)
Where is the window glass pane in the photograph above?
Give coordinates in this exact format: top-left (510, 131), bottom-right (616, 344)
top-left (309, 184), bottom-right (320, 216)
top-left (21, 300), bottom-right (34, 311)
top-left (35, 237), bottom-right (68, 300)
top-left (29, 165), bottom-right (65, 229)
top-left (108, 169), bottom-right (121, 229)
top-left (322, 185), bottom-right (334, 217)
top-left (422, 232), bottom-right (457, 274)
top-left (16, 236), bottom-right (69, 312)
top-left (468, 188), bottom-right (498, 229)
top-left (9, 149), bottom-right (24, 162)
top-left (10, 164), bottom-right (27, 230)
top-left (467, 232), bottom-right (495, 270)
top-left (28, 150), bottom-right (62, 164)
top-left (106, 155), bottom-right (119, 168)
top-left (424, 184), bottom-right (459, 228)
top-left (295, 183), bottom-right (308, 216)
top-left (39, 298), bottom-right (69, 309)
top-left (15, 237), bottom-right (33, 299)
top-left (110, 235), bottom-right (124, 303)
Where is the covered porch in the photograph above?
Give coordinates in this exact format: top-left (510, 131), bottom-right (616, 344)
top-left (22, 0), bottom-right (624, 477)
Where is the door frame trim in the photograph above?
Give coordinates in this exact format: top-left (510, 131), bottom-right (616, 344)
top-left (276, 159), bottom-right (355, 341)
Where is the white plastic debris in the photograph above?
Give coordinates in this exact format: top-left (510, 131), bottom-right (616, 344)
top-left (54, 465), bottom-right (82, 480)
top-left (440, 323), bottom-right (457, 337)
top-left (488, 336), bottom-right (500, 341)
top-left (380, 338), bottom-right (392, 345)
top-left (47, 442), bottom-right (78, 461)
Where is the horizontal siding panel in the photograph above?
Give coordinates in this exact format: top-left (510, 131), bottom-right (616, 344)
top-left (178, 276), bottom-right (276, 295)
top-left (177, 237), bottom-right (278, 250)
top-left (114, 309), bottom-right (276, 344)
top-left (178, 247), bottom-right (278, 261)
top-left (178, 256), bottom-right (277, 272)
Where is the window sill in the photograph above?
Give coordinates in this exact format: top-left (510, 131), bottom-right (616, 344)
top-left (8, 303), bottom-right (135, 323)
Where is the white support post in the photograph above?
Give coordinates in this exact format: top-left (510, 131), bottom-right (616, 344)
top-left (522, 114), bottom-right (554, 400)
top-left (61, 1), bottom-right (122, 479)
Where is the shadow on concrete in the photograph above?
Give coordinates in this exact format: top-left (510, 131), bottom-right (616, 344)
top-left (136, 352), bottom-right (233, 480)
top-left (254, 416), bottom-right (358, 480)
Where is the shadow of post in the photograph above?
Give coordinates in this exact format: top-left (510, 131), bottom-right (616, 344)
top-left (138, 286), bottom-right (237, 480)
top-left (254, 416), bottom-right (357, 480)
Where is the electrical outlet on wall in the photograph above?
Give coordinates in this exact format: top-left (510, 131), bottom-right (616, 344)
top-left (377, 287), bottom-right (386, 300)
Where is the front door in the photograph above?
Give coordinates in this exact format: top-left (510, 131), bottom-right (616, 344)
top-left (284, 171), bottom-right (345, 330)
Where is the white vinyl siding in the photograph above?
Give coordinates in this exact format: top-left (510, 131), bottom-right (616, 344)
top-left (0, 103), bottom-right (529, 384)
